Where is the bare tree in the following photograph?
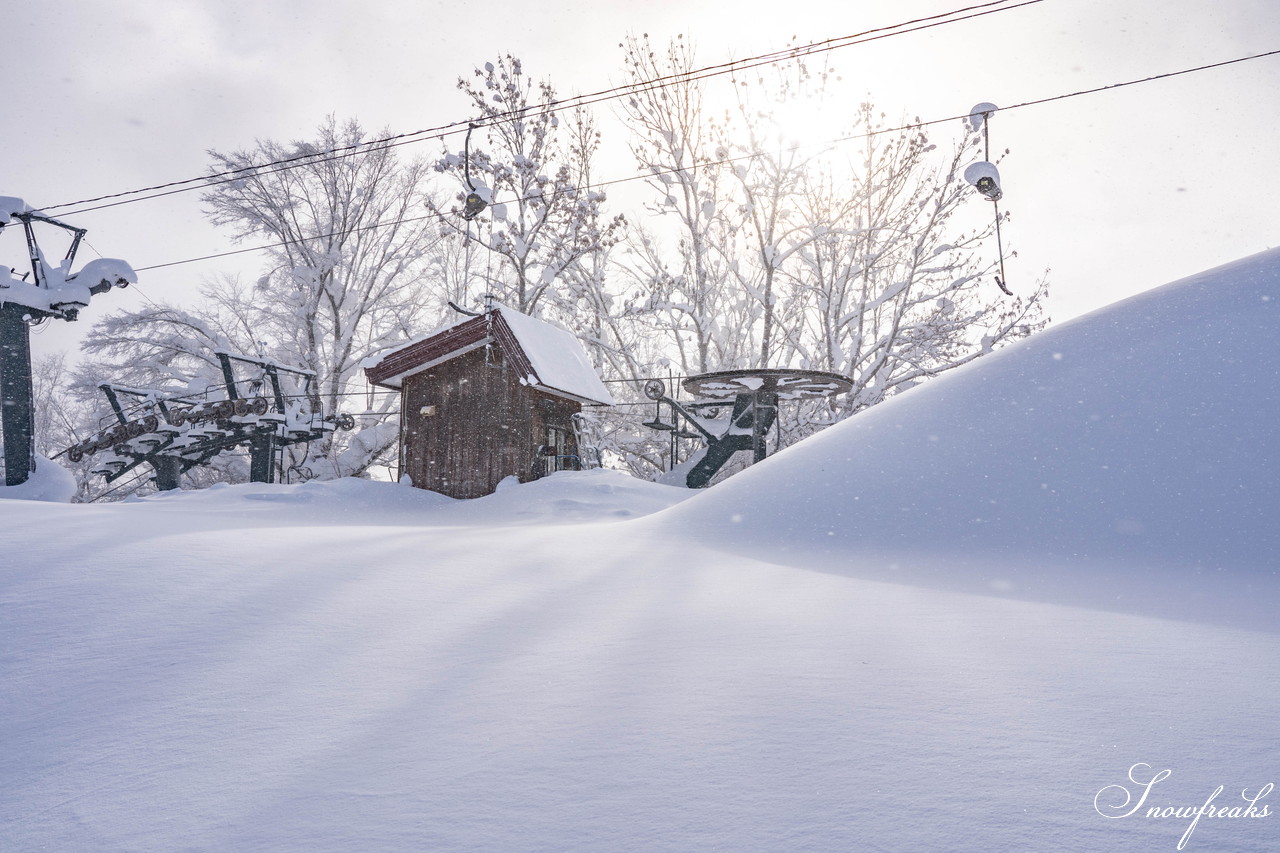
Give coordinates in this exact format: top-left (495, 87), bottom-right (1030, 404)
top-left (616, 34), bottom-right (745, 375)
top-left (30, 353), bottom-right (102, 500)
top-left (78, 117), bottom-right (439, 487)
top-left (67, 49), bottom-right (1048, 495)
top-left (613, 37), bottom-right (1047, 479)
top-left (782, 103), bottom-right (1048, 434)
top-left (428, 56), bottom-right (623, 318)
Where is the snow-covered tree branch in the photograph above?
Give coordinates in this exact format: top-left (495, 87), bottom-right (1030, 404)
top-left (76, 118), bottom-right (438, 490)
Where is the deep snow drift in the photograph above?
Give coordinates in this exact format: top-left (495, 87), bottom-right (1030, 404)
top-left (2, 251), bottom-right (1278, 852)
top-left (666, 248), bottom-right (1280, 630)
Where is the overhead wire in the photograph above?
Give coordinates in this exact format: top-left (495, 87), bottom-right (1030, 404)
top-left (42, 0), bottom-right (1042, 218)
top-left (125, 44), bottom-right (1280, 276)
top-left (39, 9), bottom-right (1275, 498)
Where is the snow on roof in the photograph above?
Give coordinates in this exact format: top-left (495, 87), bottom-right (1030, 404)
top-left (494, 305), bottom-right (614, 405)
top-left (363, 304), bottom-right (613, 406)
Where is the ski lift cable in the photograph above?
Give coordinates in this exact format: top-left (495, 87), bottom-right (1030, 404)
top-left (40, 0), bottom-right (1042, 217)
top-left (42, 36), bottom-right (1280, 232)
top-left (52, 23), bottom-right (1280, 240)
top-left (123, 44), bottom-right (1280, 275)
top-left (79, 236), bottom-right (166, 309)
top-left (84, 468), bottom-right (155, 503)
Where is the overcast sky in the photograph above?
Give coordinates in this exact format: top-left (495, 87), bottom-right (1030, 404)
top-left (5, 0), bottom-right (1279, 357)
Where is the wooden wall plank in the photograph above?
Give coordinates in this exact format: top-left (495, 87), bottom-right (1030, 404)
top-left (400, 347), bottom-right (583, 499)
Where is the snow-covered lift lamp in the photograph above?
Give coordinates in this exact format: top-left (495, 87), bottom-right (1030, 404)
top-left (463, 191), bottom-right (487, 221)
top-left (963, 103), bottom-right (1012, 296)
top-left (964, 161), bottom-right (1004, 202)
top-left (975, 175), bottom-right (1002, 202)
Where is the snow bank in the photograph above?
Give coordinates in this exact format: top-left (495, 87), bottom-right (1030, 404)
top-left (440, 467), bottom-right (689, 524)
top-left (663, 248), bottom-right (1280, 629)
top-left (1, 489), bottom-right (1276, 852)
top-left (120, 469), bottom-right (688, 529)
top-left (122, 476), bottom-right (456, 531)
top-left (2, 252), bottom-right (1278, 852)
top-left (0, 455), bottom-right (77, 502)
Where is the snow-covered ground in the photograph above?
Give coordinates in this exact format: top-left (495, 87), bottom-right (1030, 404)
top-left (2, 251), bottom-right (1277, 852)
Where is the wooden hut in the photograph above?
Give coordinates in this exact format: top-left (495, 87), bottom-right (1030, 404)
top-left (364, 304), bottom-right (613, 498)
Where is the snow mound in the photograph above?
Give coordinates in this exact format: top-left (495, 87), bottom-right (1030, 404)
top-left (663, 248), bottom-right (1280, 628)
top-left (128, 476), bottom-right (455, 528)
top-left (1, 251), bottom-right (1279, 851)
top-left (433, 468), bottom-right (691, 524)
top-left (119, 469), bottom-right (688, 528)
top-left (0, 456), bottom-right (78, 502)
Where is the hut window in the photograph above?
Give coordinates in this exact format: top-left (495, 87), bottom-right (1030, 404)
top-left (545, 425), bottom-right (569, 472)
